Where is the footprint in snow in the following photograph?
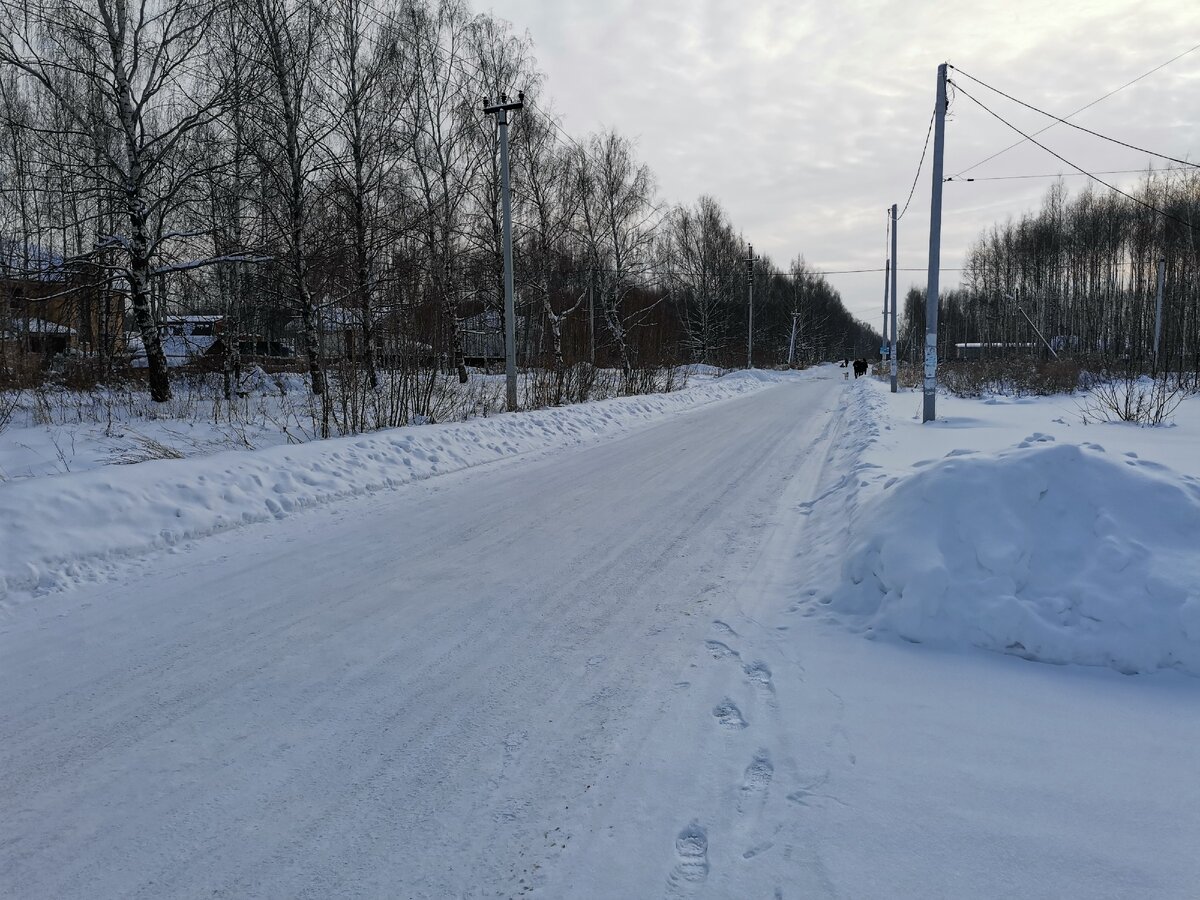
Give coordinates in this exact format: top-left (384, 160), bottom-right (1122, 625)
top-left (713, 699), bottom-right (748, 729)
top-left (742, 661), bottom-right (774, 692)
top-left (665, 824), bottom-right (709, 896)
top-left (738, 749), bottom-right (774, 814)
top-left (705, 640), bottom-right (740, 661)
top-left (711, 619), bottom-right (739, 638)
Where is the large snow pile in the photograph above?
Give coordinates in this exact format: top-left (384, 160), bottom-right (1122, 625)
top-left (826, 437), bottom-right (1200, 675)
top-left (0, 370), bottom-right (792, 599)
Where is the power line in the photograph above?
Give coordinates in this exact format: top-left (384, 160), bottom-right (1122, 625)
top-left (948, 79), bottom-right (1200, 233)
top-left (946, 165), bottom-right (1195, 183)
top-left (567, 265), bottom-right (964, 277)
top-left (949, 41), bottom-right (1200, 178)
top-left (949, 65), bottom-right (1200, 170)
top-left (897, 107), bottom-right (936, 220)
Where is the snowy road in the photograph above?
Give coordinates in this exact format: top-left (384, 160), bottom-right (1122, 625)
top-left (4, 372), bottom-right (1200, 898)
top-left (1, 376), bottom-right (842, 898)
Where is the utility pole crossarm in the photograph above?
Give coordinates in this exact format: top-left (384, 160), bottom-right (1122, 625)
top-left (482, 93), bottom-right (525, 115)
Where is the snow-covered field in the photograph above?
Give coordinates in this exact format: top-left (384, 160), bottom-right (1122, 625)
top-left (2, 365), bottom-right (1199, 898)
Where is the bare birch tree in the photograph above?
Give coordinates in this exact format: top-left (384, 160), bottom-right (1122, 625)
top-left (240, 0), bottom-right (331, 406)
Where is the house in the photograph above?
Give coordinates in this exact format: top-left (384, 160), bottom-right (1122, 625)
top-left (1, 238), bottom-right (125, 368)
top-left (460, 307), bottom-right (539, 366)
top-left (129, 315), bottom-right (221, 368)
top-left (128, 315), bottom-right (296, 368)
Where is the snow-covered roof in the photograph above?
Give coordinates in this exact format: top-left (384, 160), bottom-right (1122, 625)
top-left (0, 316), bottom-right (75, 337)
top-left (163, 315), bottom-right (223, 324)
top-left (129, 333), bottom-right (219, 367)
top-left (0, 238), bottom-right (67, 282)
top-left (954, 342), bottom-right (1035, 349)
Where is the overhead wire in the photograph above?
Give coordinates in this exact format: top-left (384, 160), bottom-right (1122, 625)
top-left (897, 107), bottom-right (936, 220)
top-left (948, 64), bottom-right (1200, 170)
top-left (946, 165), bottom-right (1194, 183)
top-left (948, 78), bottom-right (1199, 233)
top-left (948, 41), bottom-right (1200, 178)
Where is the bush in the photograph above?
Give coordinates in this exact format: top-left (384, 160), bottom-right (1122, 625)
top-left (939, 358), bottom-right (1081, 398)
top-left (1078, 374), bottom-right (1186, 426)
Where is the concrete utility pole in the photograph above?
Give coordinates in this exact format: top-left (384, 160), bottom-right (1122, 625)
top-left (1153, 256), bottom-right (1166, 375)
top-left (890, 203), bottom-right (899, 392)
top-left (588, 269), bottom-right (596, 365)
top-left (1013, 300), bottom-right (1059, 360)
top-left (746, 243), bottom-right (756, 369)
top-left (923, 63), bottom-right (948, 423)
top-left (484, 92), bottom-right (524, 411)
top-left (881, 254), bottom-right (890, 366)
top-left (787, 311), bottom-right (801, 367)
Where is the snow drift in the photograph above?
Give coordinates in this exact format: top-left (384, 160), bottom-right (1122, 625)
top-left (826, 438), bottom-right (1200, 675)
top-left (0, 371), bottom-right (790, 599)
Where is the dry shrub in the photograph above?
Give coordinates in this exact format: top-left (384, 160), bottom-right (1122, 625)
top-left (940, 358), bottom-right (1081, 398)
top-left (1078, 374), bottom-right (1186, 426)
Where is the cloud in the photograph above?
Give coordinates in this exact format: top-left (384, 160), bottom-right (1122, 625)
top-left (486, 0), bottom-right (1200, 320)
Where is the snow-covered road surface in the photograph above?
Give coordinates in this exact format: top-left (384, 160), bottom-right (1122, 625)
top-left (3, 371), bottom-right (1199, 898)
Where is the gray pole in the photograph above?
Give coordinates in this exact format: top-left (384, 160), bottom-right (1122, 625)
top-left (787, 312), bottom-right (800, 367)
top-left (746, 244), bottom-right (755, 369)
top-left (1153, 256), bottom-right (1166, 375)
top-left (1016, 305), bottom-right (1059, 360)
top-left (923, 63), bottom-right (948, 423)
top-left (881, 255), bottom-right (889, 363)
top-left (890, 203), bottom-right (899, 392)
top-left (484, 92), bottom-right (524, 412)
top-left (588, 269), bottom-right (595, 364)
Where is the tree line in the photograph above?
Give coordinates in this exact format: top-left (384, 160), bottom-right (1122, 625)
top-left (898, 171), bottom-right (1200, 373)
top-left (0, 0), bottom-right (878, 418)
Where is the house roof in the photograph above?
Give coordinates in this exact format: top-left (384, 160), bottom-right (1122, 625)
top-left (1, 316), bottom-right (76, 337)
top-left (0, 238), bottom-right (67, 283)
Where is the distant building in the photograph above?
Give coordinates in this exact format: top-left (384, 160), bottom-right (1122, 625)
top-left (953, 342), bottom-right (1036, 361)
top-left (1, 238), bottom-right (125, 369)
top-left (128, 315), bottom-right (222, 368)
top-left (129, 315), bottom-right (296, 368)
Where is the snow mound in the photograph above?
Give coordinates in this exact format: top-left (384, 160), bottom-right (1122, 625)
top-left (679, 363), bottom-right (723, 377)
top-left (827, 440), bottom-right (1200, 675)
top-left (717, 368), bottom-right (792, 384)
top-left (0, 373), bottom-right (779, 599)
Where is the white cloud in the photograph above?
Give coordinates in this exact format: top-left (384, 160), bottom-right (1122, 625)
top-left (486, 0), bottom-right (1200, 320)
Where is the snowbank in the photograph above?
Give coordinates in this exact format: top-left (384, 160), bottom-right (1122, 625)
top-left (0, 371), bottom-right (791, 598)
top-left (827, 436), bottom-right (1200, 675)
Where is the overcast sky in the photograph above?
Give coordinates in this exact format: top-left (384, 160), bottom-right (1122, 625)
top-left (484, 0), bottom-right (1200, 325)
